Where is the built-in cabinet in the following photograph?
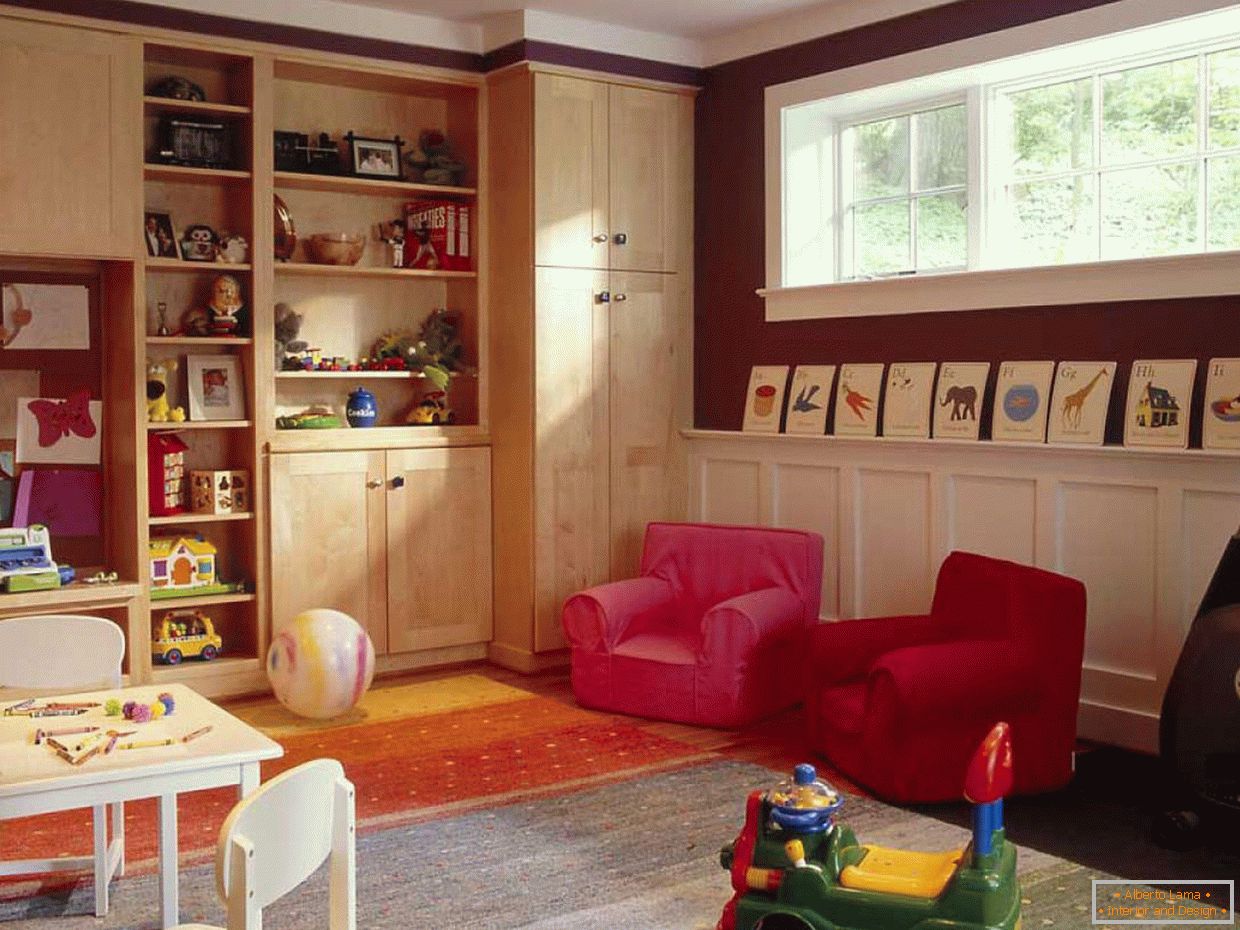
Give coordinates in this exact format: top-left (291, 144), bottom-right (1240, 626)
top-left (489, 66), bottom-right (693, 669)
top-left (0, 18), bottom-right (140, 258)
top-left (270, 447), bottom-right (492, 657)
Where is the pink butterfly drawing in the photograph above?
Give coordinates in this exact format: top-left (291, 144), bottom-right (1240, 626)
top-left (27, 390), bottom-right (97, 448)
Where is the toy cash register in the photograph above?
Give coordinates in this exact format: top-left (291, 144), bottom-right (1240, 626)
top-left (0, 525), bottom-right (73, 592)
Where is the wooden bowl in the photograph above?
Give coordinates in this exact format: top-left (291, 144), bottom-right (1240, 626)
top-left (306, 233), bottom-right (365, 265)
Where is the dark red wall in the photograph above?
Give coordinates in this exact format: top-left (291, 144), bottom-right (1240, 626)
top-left (693, 0), bottom-right (1240, 442)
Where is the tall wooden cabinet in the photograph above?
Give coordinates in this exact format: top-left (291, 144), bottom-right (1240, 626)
top-left (0, 18), bottom-right (140, 258)
top-left (488, 65), bottom-right (694, 669)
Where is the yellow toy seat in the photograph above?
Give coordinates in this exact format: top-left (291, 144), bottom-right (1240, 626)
top-left (839, 845), bottom-right (964, 899)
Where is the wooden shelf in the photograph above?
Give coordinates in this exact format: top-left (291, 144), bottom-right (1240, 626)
top-left (143, 95), bottom-right (252, 116)
top-left (147, 420), bottom-right (252, 430)
top-left (274, 262), bottom-right (475, 280)
top-left (0, 580), bottom-right (142, 615)
top-left (151, 656), bottom-right (260, 682)
top-left (274, 170), bottom-right (474, 198)
top-left (144, 164), bottom-right (251, 183)
top-left (146, 336), bottom-right (254, 346)
top-left (146, 257), bottom-right (252, 272)
top-left (149, 591), bottom-right (255, 610)
top-left (268, 424), bottom-right (488, 453)
top-left (150, 512), bottom-right (253, 526)
top-left (275, 370), bottom-right (472, 380)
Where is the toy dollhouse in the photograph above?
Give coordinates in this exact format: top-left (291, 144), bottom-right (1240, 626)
top-left (149, 535), bottom-right (217, 592)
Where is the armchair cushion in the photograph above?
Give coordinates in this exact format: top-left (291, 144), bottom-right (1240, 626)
top-left (563, 577), bottom-right (676, 652)
top-left (806, 614), bottom-right (941, 687)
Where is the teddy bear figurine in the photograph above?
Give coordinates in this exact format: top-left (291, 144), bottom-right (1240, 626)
top-left (147, 358), bottom-right (186, 422)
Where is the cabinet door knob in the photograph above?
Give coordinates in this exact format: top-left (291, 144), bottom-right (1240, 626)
top-left (613, 232), bottom-right (628, 245)
top-left (592, 233), bottom-right (609, 243)
top-left (596, 291), bottom-right (610, 303)
top-left (366, 478), bottom-right (384, 489)
top-left (391, 475), bottom-right (406, 490)
top-left (613, 293), bottom-right (628, 302)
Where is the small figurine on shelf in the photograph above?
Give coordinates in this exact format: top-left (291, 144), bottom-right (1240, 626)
top-left (376, 218), bottom-right (405, 268)
top-left (156, 301), bottom-right (171, 337)
top-left (405, 129), bottom-right (467, 186)
top-left (405, 390), bottom-right (454, 426)
top-left (217, 234), bottom-right (248, 264)
top-left (148, 75), bottom-right (207, 102)
top-left (147, 359), bottom-right (186, 423)
top-left (274, 303), bottom-right (308, 370)
top-left (206, 273), bottom-right (247, 337)
top-left (182, 224), bottom-right (219, 262)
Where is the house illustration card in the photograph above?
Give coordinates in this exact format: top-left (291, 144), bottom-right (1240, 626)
top-left (933, 362), bottom-right (989, 440)
top-left (784, 365), bottom-right (835, 435)
top-left (1203, 358), bottom-right (1240, 450)
top-left (1124, 359), bottom-right (1196, 449)
top-left (833, 363), bottom-right (884, 437)
top-left (1047, 362), bottom-right (1115, 446)
top-left (881, 362), bottom-right (936, 438)
top-left (742, 366), bottom-right (789, 433)
top-left (992, 361), bottom-right (1054, 443)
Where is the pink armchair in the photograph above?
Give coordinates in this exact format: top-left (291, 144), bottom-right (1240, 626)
top-left (562, 522), bottom-right (824, 727)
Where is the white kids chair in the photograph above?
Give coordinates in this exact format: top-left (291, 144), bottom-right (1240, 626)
top-left (0, 614), bottom-right (127, 917)
top-left (174, 758), bottom-right (356, 930)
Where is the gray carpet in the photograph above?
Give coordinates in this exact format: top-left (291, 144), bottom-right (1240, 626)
top-left (1, 760), bottom-right (1120, 929)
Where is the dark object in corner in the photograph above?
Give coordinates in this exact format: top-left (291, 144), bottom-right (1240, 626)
top-left (148, 75), bottom-right (206, 101)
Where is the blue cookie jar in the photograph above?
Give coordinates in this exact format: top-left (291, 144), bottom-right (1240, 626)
top-left (346, 386), bottom-right (378, 428)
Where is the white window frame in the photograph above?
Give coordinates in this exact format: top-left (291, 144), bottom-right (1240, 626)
top-left (762, 0), bottom-right (1240, 321)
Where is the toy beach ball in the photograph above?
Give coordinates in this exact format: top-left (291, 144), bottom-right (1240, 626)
top-left (266, 609), bottom-right (375, 719)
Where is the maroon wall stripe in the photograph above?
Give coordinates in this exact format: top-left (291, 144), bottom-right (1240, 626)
top-left (694, 0), bottom-right (1240, 441)
top-left (495, 39), bottom-right (705, 86)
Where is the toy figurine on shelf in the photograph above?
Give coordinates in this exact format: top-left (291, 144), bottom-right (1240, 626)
top-left (405, 389), bottom-right (453, 426)
top-left (717, 723), bottom-right (1021, 930)
top-left (217, 234), bottom-right (248, 264)
top-left (376, 218), bottom-right (406, 268)
top-left (206, 273), bottom-right (247, 337)
top-left (149, 534), bottom-right (245, 600)
top-left (182, 224), bottom-right (219, 262)
top-left (275, 303), bottom-right (308, 370)
top-left (152, 610), bottom-right (222, 665)
top-left (405, 129), bottom-right (467, 186)
top-left (147, 359), bottom-right (186, 423)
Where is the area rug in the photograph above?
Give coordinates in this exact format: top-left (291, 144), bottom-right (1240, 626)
top-left (1, 759), bottom-right (1118, 929)
top-left (0, 675), bottom-right (709, 899)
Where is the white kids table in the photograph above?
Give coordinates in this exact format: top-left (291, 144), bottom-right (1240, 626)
top-left (0, 683), bottom-right (283, 928)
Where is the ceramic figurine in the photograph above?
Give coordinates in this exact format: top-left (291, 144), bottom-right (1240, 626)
top-left (217, 234), bottom-right (249, 264)
top-left (376, 219), bottom-right (405, 268)
top-left (182, 224), bottom-right (219, 262)
top-left (206, 274), bottom-right (246, 337)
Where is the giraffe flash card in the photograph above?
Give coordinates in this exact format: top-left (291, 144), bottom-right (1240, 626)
top-left (992, 361), bottom-right (1054, 443)
top-left (1047, 362), bottom-right (1115, 446)
top-left (1124, 359), bottom-right (1196, 449)
top-left (881, 362), bottom-right (936, 438)
top-left (742, 366), bottom-right (789, 433)
top-left (933, 362), bottom-right (989, 440)
top-left (1203, 358), bottom-right (1240, 450)
top-left (833, 364), bottom-right (884, 437)
top-left (784, 366), bottom-right (835, 435)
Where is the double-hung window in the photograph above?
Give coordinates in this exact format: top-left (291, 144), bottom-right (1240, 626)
top-left (767, 2), bottom-right (1240, 319)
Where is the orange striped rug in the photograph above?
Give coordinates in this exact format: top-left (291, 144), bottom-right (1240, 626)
top-left (1, 675), bottom-right (707, 897)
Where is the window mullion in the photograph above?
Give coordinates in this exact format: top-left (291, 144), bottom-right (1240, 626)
top-left (1093, 73), bottom-right (1104, 262)
top-left (1200, 51), bottom-right (1211, 250)
top-left (909, 114), bottom-right (919, 271)
top-left (969, 85), bottom-right (986, 270)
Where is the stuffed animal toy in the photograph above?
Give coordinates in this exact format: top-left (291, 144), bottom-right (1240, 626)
top-left (274, 302), bottom-right (308, 369)
top-left (147, 359), bottom-right (186, 422)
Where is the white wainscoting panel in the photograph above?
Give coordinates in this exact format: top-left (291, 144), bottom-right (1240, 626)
top-left (686, 429), bottom-right (1240, 753)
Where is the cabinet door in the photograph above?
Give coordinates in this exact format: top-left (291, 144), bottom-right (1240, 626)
top-left (533, 267), bottom-right (611, 651)
top-left (608, 86), bottom-right (687, 273)
top-left (534, 73), bottom-right (609, 269)
top-left (609, 271), bottom-right (687, 578)
top-left (270, 452), bottom-right (389, 653)
top-left (386, 447), bottom-right (492, 653)
top-left (0, 18), bottom-right (139, 258)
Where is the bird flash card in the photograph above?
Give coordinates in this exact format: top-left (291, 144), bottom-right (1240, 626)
top-left (784, 366), bottom-right (835, 435)
top-left (881, 362), bottom-right (936, 439)
top-left (833, 364), bottom-right (884, 438)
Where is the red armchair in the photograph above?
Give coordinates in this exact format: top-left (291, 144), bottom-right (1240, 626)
top-left (563, 522), bottom-right (824, 727)
top-left (806, 551), bottom-right (1086, 802)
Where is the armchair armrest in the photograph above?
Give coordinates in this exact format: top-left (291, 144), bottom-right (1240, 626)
top-left (807, 614), bottom-right (940, 686)
top-left (868, 639), bottom-right (1039, 722)
top-left (562, 577), bottom-right (676, 653)
top-left (701, 587), bottom-right (804, 662)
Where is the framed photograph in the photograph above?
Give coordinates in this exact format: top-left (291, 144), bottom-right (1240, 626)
top-left (346, 132), bottom-right (403, 180)
top-left (882, 362), bottom-right (936, 438)
top-left (784, 365), bottom-right (835, 435)
top-left (1124, 359), bottom-right (1196, 449)
top-left (833, 363), bottom-right (884, 437)
top-left (143, 211), bottom-right (181, 259)
top-left (186, 355), bottom-right (245, 421)
top-left (992, 360), bottom-right (1055, 443)
top-left (933, 362), bottom-right (989, 440)
top-left (742, 366), bottom-right (789, 433)
top-left (1047, 361), bottom-right (1115, 446)
top-left (1203, 357), bottom-right (1240, 450)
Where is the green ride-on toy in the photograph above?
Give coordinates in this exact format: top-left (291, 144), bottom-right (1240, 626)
top-left (718, 722), bottom-right (1021, 930)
